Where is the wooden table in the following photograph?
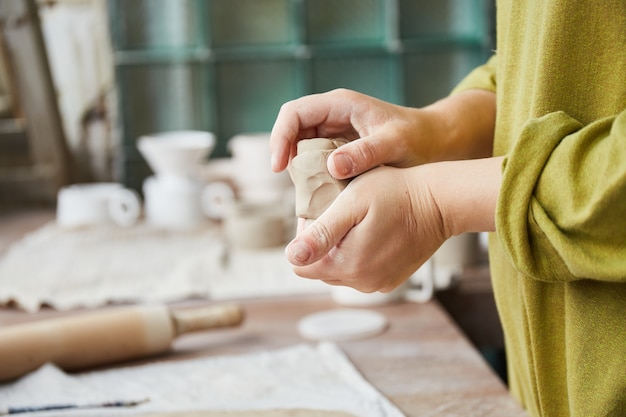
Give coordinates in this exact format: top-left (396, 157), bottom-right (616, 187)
top-left (0, 209), bottom-right (527, 417)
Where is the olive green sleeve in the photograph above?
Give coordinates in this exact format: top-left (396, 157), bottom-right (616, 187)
top-left (450, 54), bottom-right (497, 95)
top-left (497, 110), bottom-right (626, 282)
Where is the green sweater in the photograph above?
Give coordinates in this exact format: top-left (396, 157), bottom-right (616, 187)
top-left (452, 1), bottom-right (626, 416)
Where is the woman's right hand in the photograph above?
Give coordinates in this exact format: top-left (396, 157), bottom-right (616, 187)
top-left (284, 156), bottom-right (503, 292)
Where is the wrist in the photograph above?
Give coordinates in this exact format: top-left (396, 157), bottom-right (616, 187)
top-left (421, 89), bottom-right (496, 161)
top-left (421, 157), bottom-right (503, 237)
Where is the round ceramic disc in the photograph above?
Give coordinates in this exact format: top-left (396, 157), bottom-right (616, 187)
top-left (298, 309), bottom-right (388, 341)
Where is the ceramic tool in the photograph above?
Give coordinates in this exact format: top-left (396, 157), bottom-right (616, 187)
top-left (298, 309), bottom-right (388, 341)
top-left (0, 303), bottom-right (244, 382)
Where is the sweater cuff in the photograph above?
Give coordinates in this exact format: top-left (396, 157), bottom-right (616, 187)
top-left (496, 111), bottom-right (582, 281)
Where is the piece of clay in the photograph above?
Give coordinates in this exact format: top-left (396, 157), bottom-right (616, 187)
top-left (288, 138), bottom-right (350, 224)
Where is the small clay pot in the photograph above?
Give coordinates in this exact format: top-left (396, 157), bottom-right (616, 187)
top-left (224, 201), bottom-right (287, 249)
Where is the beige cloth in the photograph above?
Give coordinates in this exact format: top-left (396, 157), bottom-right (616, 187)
top-left (0, 343), bottom-right (404, 417)
top-left (0, 222), bottom-right (326, 312)
top-left (145, 411), bottom-right (356, 416)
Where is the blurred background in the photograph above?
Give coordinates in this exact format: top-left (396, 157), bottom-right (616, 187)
top-left (0, 0), bottom-right (507, 384)
top-left (0, 0), bottom-right (494, 209)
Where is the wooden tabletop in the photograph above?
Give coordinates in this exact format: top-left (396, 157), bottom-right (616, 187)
top-left (176, 296), bottom-right (528, 417)
top-left (0, 209), bottom-right (527, 417)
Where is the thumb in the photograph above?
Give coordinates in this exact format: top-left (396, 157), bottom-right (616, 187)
top-left (327, 135), bottom-right (393, 179)
top-left (285, 199), bottom-right (359, 266)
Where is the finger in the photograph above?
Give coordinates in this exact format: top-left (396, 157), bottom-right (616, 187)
top-left (270, 90), bottom-right (362, 172)
top-left (327, 133), bottom-right (399, 179)
top-left (270, 95), bottom-right (335, 172)
top-left (284, 196), bottom-right (361, 267)
top-left (296, 217), bottom-right (307, 234)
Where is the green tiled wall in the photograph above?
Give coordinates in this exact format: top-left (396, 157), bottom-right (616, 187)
top-left (108, 0), bottom-right (493, 190)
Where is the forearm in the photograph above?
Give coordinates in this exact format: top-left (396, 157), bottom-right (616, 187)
top-left (419, 89), bottom-right (496, 162)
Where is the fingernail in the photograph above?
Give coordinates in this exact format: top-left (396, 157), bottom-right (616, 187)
top-left (270, 153), bottom-right (278, 171)
top-left (332, 153), bottom-right (354, 177)
top-left (286, 240), bottom-right (312, 264)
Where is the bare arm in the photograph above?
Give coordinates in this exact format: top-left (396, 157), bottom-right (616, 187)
top-left (271, 88), bottom-right (499, 291)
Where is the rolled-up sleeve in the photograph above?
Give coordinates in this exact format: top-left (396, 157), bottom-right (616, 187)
top-left (497, 110), bottom-right (626, 282)
top-left (450, 54), bottom-right (497, 95)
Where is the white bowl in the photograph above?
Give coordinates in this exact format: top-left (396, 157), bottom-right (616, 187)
top-left (137, 130), bottom-right (216, 178)
top-left (227, 132), bottom-right (292, 200)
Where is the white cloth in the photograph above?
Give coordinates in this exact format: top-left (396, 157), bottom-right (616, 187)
top-left (0, 222), bottom-right (326, 312)
top-left (0, 343), bottom-right (405, 417)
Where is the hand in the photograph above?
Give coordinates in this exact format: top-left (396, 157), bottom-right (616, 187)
top-left (270, 88), bottom-right (496, 180)
top-left (284, 157), bottom-right (502, 292)
top-left (285, 165), bottom-right (447, 292)
top-left (270, 89), bottom-right (438, 179)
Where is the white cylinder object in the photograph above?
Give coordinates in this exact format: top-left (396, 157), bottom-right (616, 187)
top-left (228, 133), bottom-right (292, 203)
top-left (143, 176), bottom-right (206, 230)
top-left (57, 183), bottom-right (140, 229)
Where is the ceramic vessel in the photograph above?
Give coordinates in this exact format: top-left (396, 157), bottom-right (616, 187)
top-left (143, 176), bottom-right (207, 230)
top-left (228, 132), bottom-right (292, 203)
top-left (57, 183), bottom-right (141, 228)
top-left (138, 130), bottom-right (217, 229)
top-left (223, 201), bottom-right (288, 249)
top-left (137, 130), bottom-right (216, 179)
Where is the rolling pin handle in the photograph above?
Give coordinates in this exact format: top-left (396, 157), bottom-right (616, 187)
top-left (171, 303), bottom-right (244, 336)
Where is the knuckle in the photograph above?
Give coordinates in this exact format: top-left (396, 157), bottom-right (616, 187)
top-left (278, 99), bottom-right (301, 116)
top-left (330, 88), bottom-right (358, 101)
top-left (355, 140), bottom-right (380, 167)
top-left (309, 221), bottom-right (334, 250)
top-left (278, 99), bottom-right (297, 115)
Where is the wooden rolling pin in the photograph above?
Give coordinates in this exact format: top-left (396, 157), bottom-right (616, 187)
top-left (0, 303), bottom-right (244, 382)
